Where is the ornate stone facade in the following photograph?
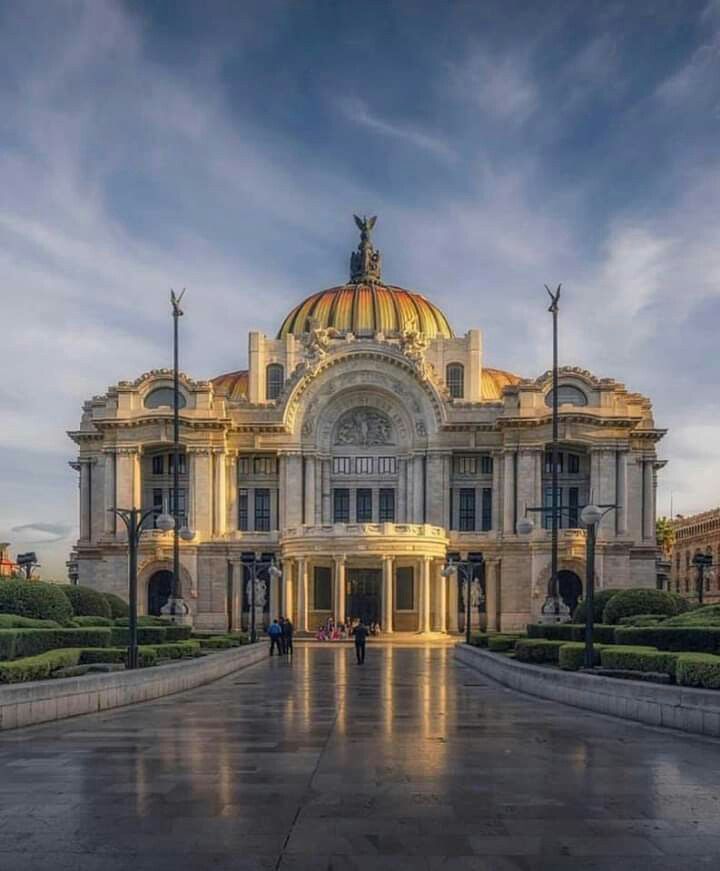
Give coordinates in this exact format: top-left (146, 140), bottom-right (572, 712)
top-left (68, 220), bottom-right (666, 632)
top-left (668, 509), bottom-right (720, 603)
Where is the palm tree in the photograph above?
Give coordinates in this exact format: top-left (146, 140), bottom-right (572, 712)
top-left (656, 516), bottom-right (675, 559)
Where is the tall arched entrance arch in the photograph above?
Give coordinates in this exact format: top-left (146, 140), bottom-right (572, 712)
top-left (148, 570), bottom-right (173, 616)
top-left (558, 570), bottom-right (583, 616)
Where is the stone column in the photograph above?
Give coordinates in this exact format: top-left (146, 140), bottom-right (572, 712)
top-left (304, 455), bottom-right (315, 526)
top-left (226, 453), bottom-right (238, 533)
top-left (114, 448), bottom-right (139, 541)
top-left (78, 459), bottom-right (92, 542)
top-left (321, 459), bottom-right (331, 523)
top-left (297, 557), bottom-right (308, 632)
top-left (485, 559), bottom-right (500, 631)
top-left (420, 557), bottom-right (431, 633)
top-left (382, 556), bottom-right (394, 633)
top-left (314, 458), bottom-right (322, 524)
top-left (282, 453), bottom-right (303, 529)
top-left (214, 450), bottom-right (226, 537)
top-left (436, 561), bottom-right (447, 633)
top-left (491, 450), bottom-right (502, 533)
top-left (397, 458), bottom-right (407, 522)
top-left (334, 556), bottom-right (346, 623)
top-left (503, 451), bottom-right (515, 534)
top-left (283, 559), bottom-right (294, 622)
top-left (448, 568), bottom-right (459, 633)
top-left (190, 449), bottom-right (212, 535)
top-left (405, 458), bottom-right (415, 523)
top-left (643, 458), bottom-right (655, 541)
top-left (269, 565), bottom-right (280, 621)
top-left (616, 450), bottom-right (628, 536)
top-left (103, 450), bottom-right (116, 535)
top-left (413, 455), bottom-right (424, 522)
top-left (426, 453), bottom-right (450, 528)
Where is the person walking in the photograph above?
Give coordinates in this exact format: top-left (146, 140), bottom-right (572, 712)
top-left (278, 617), bottom-right (287, 654)
top-left (282, 616), bottom-right (294, 658)
top-left (352, 619), bottom-right (369, 665)
top-left (267, 619), bottom-right (283, 656)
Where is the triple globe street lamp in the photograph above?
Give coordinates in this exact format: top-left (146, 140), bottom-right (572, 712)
top-left (441, 558), bottom-right (483, 646)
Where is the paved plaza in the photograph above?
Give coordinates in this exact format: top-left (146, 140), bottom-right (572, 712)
top-left (2, 645), bottom-right (720, 870)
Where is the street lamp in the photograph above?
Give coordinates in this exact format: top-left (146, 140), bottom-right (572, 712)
top-left (109, 506), bottom-right (171, 669)
top-left (580, 502), bottom-right (616, 670)
top-left (241, 556), bottom-right (282, 643)
top-left (691, 551), bottom-right (715, 606)
top-left (544, 283), bottom-right (562, 619)
top-left (442, 557), bottom-right (482, 645)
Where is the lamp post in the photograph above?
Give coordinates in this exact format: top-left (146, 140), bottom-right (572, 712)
top-left (691, 552), bottom-right (714, 606)
top-left (110, 506), bottom-right (174, 668)
top-left (241, 556), bottom-right (282, 643)
top-left (442, 558), bottom-right (481, 645)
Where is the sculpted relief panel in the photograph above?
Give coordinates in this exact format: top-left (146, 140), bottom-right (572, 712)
top-left (334, 409), bottom-right (394, 446)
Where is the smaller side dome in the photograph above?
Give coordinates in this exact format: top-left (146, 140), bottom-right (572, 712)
top-left (481, 368), bottom-right (521, 400)
top-left (211, 370), bottom-right (248, 400)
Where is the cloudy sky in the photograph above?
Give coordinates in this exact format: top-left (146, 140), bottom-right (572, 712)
top-left (2, 0), bottom-right (719, 577)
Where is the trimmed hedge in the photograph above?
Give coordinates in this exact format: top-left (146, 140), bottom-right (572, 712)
top-left (617, 614), bottom-right (668, 627)
top-left (614, 626), bottom-right (720, 653)
top-left (0, 649), bottom-right (82, 683)
top-left (664, 605), bottom-right (720, 627)
top-left (487, 634), bottom-right (522, 652)
top-left (197, 636), bottom-right (239, 650)
top-left (59, 585), bottom-right (112, 618)
top-left (110, 626), bottom-right (167, 646)
top-left (676, 653), bottom-right (720, 689)
top-left (0, 614), bottom-right (60, 629)
top-left (468, 633), bottom-right (488, 647)
top-left (0, 580), bottom-right (74, 624)
top-left (514, 638), bottom-right (565, 664)
top-left (102, 593), bottom-right (129, 619)
top-left (603, 589), bottom-right (690, 625)
top-left (558, 642), bottom-right (606, 670)
top-left (71, 616), bottom-right (114, 627)
top-left (0, 627), bottom-right (112, 661)
top-left (144, 640), bottom-right (201, 659)
top-left (526, 623), bottom-right (616, 644)
top-left (164, 625), bottom-right (192, 642)
top-left (600, 645), bottom-right (679, 678)
top-left (113, 616), bottom-right (169, 627)
top-left (79, 647), bottom-right (158, 667)
top-left (573, 589), bottom-right (622, 623)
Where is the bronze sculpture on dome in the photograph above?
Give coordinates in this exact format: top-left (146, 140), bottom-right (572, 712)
top-left (350, 214), bottom-right (382, 283)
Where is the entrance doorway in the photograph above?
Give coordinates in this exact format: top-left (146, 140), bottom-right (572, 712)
top-left (346, 568), bottom-right (381, 626)
top-left (558, 570), bottom-right (583, 616)
top-left (148, 570), bottom-right (173, 616)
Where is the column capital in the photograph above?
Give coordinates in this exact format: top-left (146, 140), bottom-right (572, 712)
top-left (333, 554), bottom-right (346, 566)
top-left (115, 446), bottom-right (141, 456)
top-left (187, 446), bottom-right (213, 455)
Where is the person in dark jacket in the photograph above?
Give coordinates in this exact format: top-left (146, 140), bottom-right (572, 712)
top-left (352, 620), bottom-right (369, 664)
top-left (282, 617), bottom-right (294, 657)
top-left (267, 619), bottom-right (283, 656)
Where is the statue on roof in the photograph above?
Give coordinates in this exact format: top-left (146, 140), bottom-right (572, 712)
top-left (350, 214), bottom-right (382, 283)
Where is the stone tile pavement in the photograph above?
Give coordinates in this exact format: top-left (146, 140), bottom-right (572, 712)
top-left (1, 644), bottom-right (720, 869)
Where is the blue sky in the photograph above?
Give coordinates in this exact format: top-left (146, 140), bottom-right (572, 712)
top-left (2, 0), bottom-right (719, 576)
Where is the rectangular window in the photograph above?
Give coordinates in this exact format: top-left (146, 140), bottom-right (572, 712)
top-left (333, 488), bottom-right (350, 522)
top-left (152, 455), bottom-right (164, 475)
top-left (568, 487), bottom-right (579, 528)
top-left (168, 454), bottom-right (187, 475)
top-left (313, 566), bottom-right (332, 611)
top-left (480, 455), bottom-right (493, 475)
top-left (395, 566), bottom-right (414, 610)
top-left (542, 486), bottom-right (554, 530)
top-left (568, 453), bottom-right (580, 474)
top-left (355, 457), bottom-right (373, 474)
top-left (481, 488), bottom-right (492, 531)
top-left (356, 488), bottom-right (373, 522)
top-left (378, 456), bottom-right (396, 474)
top-left (459, 488), bottom-right (476, 531)
top-left (332, 457), bottom-right (352, 475)
top-left (379, 488), bottom-right (395, 522)
top-left (169, 488), bottom-right (186, 526)
top-left (454, 455), bottom-right (477, 475)
top-left (544, 452), bottom-right (564, 474)
top-left (254, 488), bottom-right (271, 531)
top-left (152, 488), bottom-right (164, 509)
top-left (237, 457), bottom-right (250, 476)
top-left (254, 456), bottom-right (276, 476)
top-left (238, 488), bottom-right (249, 531)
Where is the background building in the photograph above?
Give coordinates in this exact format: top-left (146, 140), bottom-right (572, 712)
top-left (0, 544), bottom-right (18, 578)
top-left (69, 219), bottom-right (665, 633)
top-left (668, 509), bottom-right (720, 604)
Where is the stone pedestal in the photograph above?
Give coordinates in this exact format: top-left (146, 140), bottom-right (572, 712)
top-left (538, 595), bottom-right (570, 624)
top-left (161, 596), bottom-right (194, 626)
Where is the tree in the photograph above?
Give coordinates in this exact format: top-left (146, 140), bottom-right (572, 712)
top-left (656, 516), bottom-right (675, 559)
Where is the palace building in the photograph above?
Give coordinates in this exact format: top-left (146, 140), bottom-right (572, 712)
top-left (69, 218), bottom-right (665, 633)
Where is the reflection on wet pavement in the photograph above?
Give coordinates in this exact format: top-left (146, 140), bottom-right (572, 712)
top-left (1, 644), bottom-right (720, 870)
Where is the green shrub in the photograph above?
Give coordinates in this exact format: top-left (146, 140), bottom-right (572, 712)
top-left (573, 589), bottom-right (622, 623)
top-left (79, 646), bottom-right (158, 667)
top-left (614, 626), bottom-right (720, 653)
top-left (600, 645), bottom-right (679, 677)
top-left (469, 632), bottom-right (488, 647)
top-left (146, 640), bottom-right (201, 659)
top-left (664, 604), bottom-right (720, 627)
top-left (603, 589), bottom-right (690, 625)
top-left (111, 626), bottom-right (168, 646)
top-left (59, 585), bottom-right (112, 618)
top-left (113, 616), bottom-right (169, 627)
top-left (676, 653), bottom-right (720, 689)
top-left (0, 649), bottom-right (81, 683)
top-left (617, 614), bottom-right (668, 627)
top-left (102, 592), bottom-right (129, 619)
top-left (197, 636), bottom-right (235, 650)
top-left (558, 642), bottom-right (606, 670)
top-left (0, 627), bottom-right (112, 660)
top-left (487, 634), bottom-right (522, 652)
top-left (526, 623), bottom-right (616, 644)
top-left (71, 615), bottom-right (114, 627)
top-left (0, 580), bottom-right (74, 624)
top-left (0, 614), bottom-right (60, 629)
top-left (164, 625), bottom-right (192, 642)
top-left (514, 638), bottom-right (565, 663)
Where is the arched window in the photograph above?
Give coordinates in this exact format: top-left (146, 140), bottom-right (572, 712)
top-left (144, 387), bottom-right (186, 409)
top-left (446, 363), bottom-right (464, 399)
top-left (266, 364), bottom-right (284, 400)
top-left (545, 385), bottom-right (588, 407)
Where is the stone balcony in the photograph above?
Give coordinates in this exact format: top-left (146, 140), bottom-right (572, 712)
top-left (280, 522), bottom-right (449, 559)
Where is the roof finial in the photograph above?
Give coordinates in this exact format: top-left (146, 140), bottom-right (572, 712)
top-left (350, 214), bottom-right (382, 283)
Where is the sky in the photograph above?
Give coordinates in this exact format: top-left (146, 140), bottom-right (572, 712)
top-left (1, 0), bottom-right (719, 578)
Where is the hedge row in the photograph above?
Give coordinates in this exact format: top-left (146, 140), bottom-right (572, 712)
top-left (0, 614), bottom-right (60, 629)
top-left (600, 645), bottom-right (679, 677)
top-left (0, 627), bottom-right (112, 660)
top-left (142, 640), bottom-right (201, 659)
top-left (0, 649), bottom-right (82, 683)
top-left (526, 624), bottom-right (616, 644)
top-left (514, 638), bottom-right (565, 664)
top-left (676, 654), bottom-right (720, 689)
top-left (79, 647), bottom-right (159, 667)
top-left (0, 581), bottom-right (73, 624)
top-left (614, 626), bottom-right (720, 653)
top-left (558, 642), bottom-right (606, 671)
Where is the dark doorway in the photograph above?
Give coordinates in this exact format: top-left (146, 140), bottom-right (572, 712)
top-left (346, 568), bottom-right (381, 626)
top-left (148, 570), bottom-right (173, 616)
top-left (558, 570), bottom-right (583, 616)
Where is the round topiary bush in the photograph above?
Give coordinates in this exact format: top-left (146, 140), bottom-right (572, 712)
top-left (0, 580), bottom-right (74, 624)
top-left (573, 589), bottom-right (622, 623)
top-left (603, 588), bottom-right (690, 625)
top-left (59, 585), bottom-right (112, 618)
top-left (102, 592), bottom-right (129, 619)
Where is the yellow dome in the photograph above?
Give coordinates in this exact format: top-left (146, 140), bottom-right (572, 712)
top-left (481, 367), bottom-right (521, 400)
top-left (277, 283), bottom-right (454, 340)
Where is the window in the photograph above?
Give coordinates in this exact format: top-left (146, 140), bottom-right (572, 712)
top-left (446, 363), bottom-right (464, 399)
top-left (459, 488), bottom-right (476, 531)
top-left (568, 453), bottom-right (580, 474)
top-left (144, 387), bottom-right (187, 409)
top-left (333, 489), bottom-right (350, 522)
top-left (568, 487), bottom-right (579, 528)
top-left (169, 488), bottom-right (186, 526)
top-left (313, 566), bottom-right (332, 611)
top-left (378, 456), bottom-right (396, 474)
top-left (152, 488), bottom-right (164, 526)
top-left (542, 486), bottom-right (555, 530)
top-left (356, 488), bottom-right (372, 522)
top-left (455, 455), bottom-right (477, 475)
top-left (237, 457), bottom-right (250, 476)
top-left (480, 455), bottom-right (493, 475)
top-left (169, 454), bottom-right (187, 475)
top-left (545, 385), bottom-right (588, 407)
top-left (333, 457), bottom-right (352, 475)
top-left (152, 456), bottom-right (164, 475)
top-left (266, 364), bottom-right (284, 400)
top-left (379, 488), bottom-right (395, 522)
top-left (254, 456), bottom-right (276, 476)
top-left (544, 452), bottom-right (564, 474)
top-left (481, 488), bottom-right (492, 531)
top-left (396, 567), bottom-right (414, 610)
top-left (254, 489), bottom-right (271, 531)
top-left (355, 457), bottom-right (373, 474)
top-left (238, 489), bottom-right (249, 531)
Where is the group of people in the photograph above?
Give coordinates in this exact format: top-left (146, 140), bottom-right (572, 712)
top-left (315, 617), bottom-right (379, 641)
top-left (266, 616), bottom-right (293, 656)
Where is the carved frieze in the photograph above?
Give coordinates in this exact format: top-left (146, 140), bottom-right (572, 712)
top-left (334, 408), bottom-right (394, 446)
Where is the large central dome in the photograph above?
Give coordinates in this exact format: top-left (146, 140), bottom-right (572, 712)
top-left (277, 215), bottom-right (454, 340)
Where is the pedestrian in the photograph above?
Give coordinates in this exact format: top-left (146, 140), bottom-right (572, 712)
top-left (352, 619), bottom-right (369, 665)
top-left (278, 616), bottom-right (287, 654)
top-left (282, 616), bottom-right (294, 658)
top-left (267, 619), bottom-right (283, 656)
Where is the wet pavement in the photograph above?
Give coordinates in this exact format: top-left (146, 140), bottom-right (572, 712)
top-left (1, 643), bottom-right (720, 870)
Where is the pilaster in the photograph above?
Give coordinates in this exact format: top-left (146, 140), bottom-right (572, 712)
top-left (382, 556), bottom-right (394, 633)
